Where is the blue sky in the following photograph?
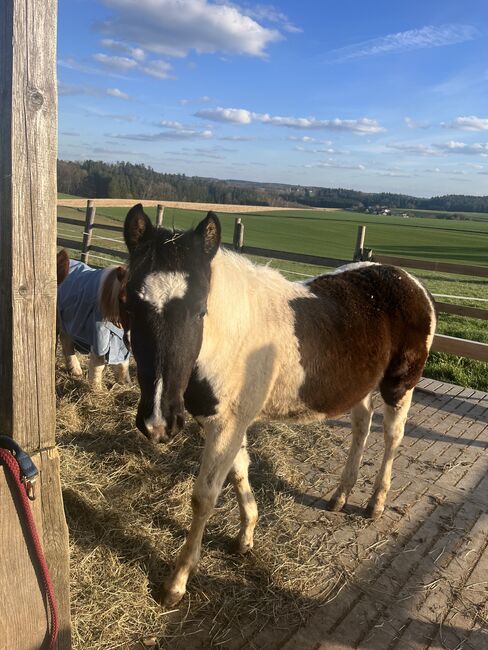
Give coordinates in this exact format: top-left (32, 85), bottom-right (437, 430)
top-left (58, 0), bottom-right (488, 196)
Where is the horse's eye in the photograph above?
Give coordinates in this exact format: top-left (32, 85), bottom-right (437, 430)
top-left (198, 309), bottom-right (207, 320)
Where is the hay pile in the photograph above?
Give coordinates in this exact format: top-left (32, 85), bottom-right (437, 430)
top-left (56, 357), bottom-right (376, 649)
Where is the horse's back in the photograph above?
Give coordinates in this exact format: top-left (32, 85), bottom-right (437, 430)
top-left (291, 263), bottom-right (435, 416)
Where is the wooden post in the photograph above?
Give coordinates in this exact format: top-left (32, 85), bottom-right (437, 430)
top-left (233, 217), bottom-right (244, 252)
top-left (81, 199), bottom-right (96, 264)
top-left (156, 203), bottom-right (164, 227)
top-left (353, 225), bottom-right (366, 261)
top-left (0, 1), bottom-right (71, 647)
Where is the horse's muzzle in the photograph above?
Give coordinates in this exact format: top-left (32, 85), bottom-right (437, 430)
top-left (136, 401), bottom-right (184, 444)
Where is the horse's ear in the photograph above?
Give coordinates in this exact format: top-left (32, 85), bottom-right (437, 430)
top-left (124, 203), bottom-right (154, 253)
top-left (194, 211), bottom-right (221, 259)
top-left (57, 249), bottom-right (70, 285)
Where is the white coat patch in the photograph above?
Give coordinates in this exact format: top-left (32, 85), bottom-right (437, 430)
top-left (138, 271), bottom-right (188, 312)
top-left (144, 377), bottom-right (166, 433)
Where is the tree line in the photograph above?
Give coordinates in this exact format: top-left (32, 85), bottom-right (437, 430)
top-left (58, 160), bottom-right (488, 214)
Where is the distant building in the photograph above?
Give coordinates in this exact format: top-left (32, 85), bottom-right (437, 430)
top-left (365, 205), bottom-right (391, 215)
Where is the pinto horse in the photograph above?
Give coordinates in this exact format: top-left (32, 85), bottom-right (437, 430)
top-left (119, 204), bottom-right (436, 607)
top-left (57, 249), bottom-right (130, 388)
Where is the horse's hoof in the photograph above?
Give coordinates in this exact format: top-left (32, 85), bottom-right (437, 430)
top-left (161, 587), bottom-right (185, 609)
top-left (327, 494), bottom-right (346, 512)
top-left (229, 537), bottom-right (253, 555)
top-left (69, 368), bottom-right (83, 378)
top-left (365, 501), bottom-right (384, 520)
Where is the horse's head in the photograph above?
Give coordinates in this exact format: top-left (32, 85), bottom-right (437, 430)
top-left (99, 264), bottom-right (130, 334)
top-left (57, 249), bottom-right (70, 286)
top-left (123, 203), bottom-right (221, 443)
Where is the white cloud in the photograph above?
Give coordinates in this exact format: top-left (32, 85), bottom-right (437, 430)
top-left (83, 106), bottom-right (135, 121)
top-left (106, 87), bottom-right (131, 100)
top-left (100, 38), bottom-right (146, 60)
top-left (196, 107), bottom-right (253, 124)
top-left (99, 0), bottom-right (282, 58)
top-left (195, 106), bottom-right (385, 133)
top-left (58, 82), bottom-right (131, 100)
top-left (219, 135), bottom-right (255, 141)
top-left (387, 142), bottom-right (439, 156)
top-left (94, 53), bottom-right (138, 71)
top-left (140, 60), bottom-right (173, 79)
top-left (288, 136), bottom-right (333, 144)
top-left (158, 120), bottom-right (185, 129)
top-left (404, 117), bottom-right (431, 129)
top-left (241, 4), bottom-right (302, 34)
top-left (388, 140), bottom-right (488, 156)
top-left (435, 140), bottom-right (488, 155)
top-left (305, 161), bottom-right (366, 170)
top-left (442, 116), bottom-right (488, 131)
top-left (112, 128), bottom-right (213, 141)
top-left (325, 24), bottom-right (479, 63)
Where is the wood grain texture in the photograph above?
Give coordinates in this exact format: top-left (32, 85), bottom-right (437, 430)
top-left (435, 301), bottom-right (488, 320)
top-left (0, 2), bottom-right (72, 647)
top-left (80, 200), bottom-right (96, 265)
top-left (0, 450), bottom-right (71, 649)
top-left (432, 334), bottom-right (488, 362)
top-left (0, 0), bottom-right (58, 450)
top-left (373, 254), bottom-right (488, 278)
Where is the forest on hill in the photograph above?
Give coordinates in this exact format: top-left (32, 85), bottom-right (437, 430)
top-left (57, 160), bottom-right (488, 214)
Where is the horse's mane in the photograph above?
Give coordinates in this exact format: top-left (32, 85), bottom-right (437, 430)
top-left (99, 265), bottom-right (127, 327)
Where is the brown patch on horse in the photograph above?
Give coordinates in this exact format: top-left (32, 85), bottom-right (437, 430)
top-left (57, 249), bottom-right (70, 286)
top-left (291, 265), bottom-right (434, 415)
top-left (99, 266), bottom-right (127, 328)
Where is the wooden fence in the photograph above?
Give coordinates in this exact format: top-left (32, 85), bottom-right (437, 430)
top-left (57, 202), bottom-right (488, 363)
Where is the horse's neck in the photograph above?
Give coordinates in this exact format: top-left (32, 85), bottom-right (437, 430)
top-left (204, 249), bottom-right (307, 341)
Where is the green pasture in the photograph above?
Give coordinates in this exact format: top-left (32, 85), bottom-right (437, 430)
top-left (89, 205), bottom-right (488, 267)
top-left (57, 204), bottom-right (488, 390)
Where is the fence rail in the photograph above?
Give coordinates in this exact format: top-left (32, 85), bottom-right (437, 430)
top-left (57, 201), bottom-right (488, 363)
top-left (372, 254), bottom-right (488, 279)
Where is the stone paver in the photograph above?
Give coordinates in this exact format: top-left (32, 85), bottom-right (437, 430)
top-left (268, 379), bottom-right (488, 650)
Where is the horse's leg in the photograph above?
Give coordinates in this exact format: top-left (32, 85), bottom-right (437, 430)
top-left (229, 435), bottom-right (258, 554)
top-left (60, 330), bottom-right (82, 377)
top-left (114, 360), bottom-right (130, 384)
top-left (163, 418), bottom-right (246, 608)
top-left (366, 388), bottom-right (413, 519)
top-left (88, 350), bottom-right (105, 388)
top-left (328, 393), bottom-right (374, 512)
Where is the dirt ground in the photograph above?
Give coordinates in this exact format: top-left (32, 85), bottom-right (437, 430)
top-left (57, 199), bottom-right (306, 213)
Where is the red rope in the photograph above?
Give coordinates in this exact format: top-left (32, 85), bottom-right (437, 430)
top-left (0, 448), bottom-right (59, 649)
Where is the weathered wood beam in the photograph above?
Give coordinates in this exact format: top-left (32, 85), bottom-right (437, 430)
top-left (0, 1), bottom-right (71, 647)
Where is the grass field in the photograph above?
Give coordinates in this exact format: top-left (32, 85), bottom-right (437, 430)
top-left (89, 205), bottom-right (488, 266)
top-left (57, 204), bottom-right (488, 390)
top-left (391, 207), bottom-right (488, 221)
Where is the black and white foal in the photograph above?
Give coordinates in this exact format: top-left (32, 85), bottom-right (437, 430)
top-left (120, 204), bottom-right (436, 607)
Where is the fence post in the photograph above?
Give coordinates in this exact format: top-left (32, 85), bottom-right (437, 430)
top-left (0, 0), bottom-right (72, 646)
top-left (81, 199), bottom-right (96, 264)
top-left (233, 217), bottom-right (244, 252)
top-left (156, 204), bottom-right (164, 227)
top-left (353, 225), bottom-right (366, 261)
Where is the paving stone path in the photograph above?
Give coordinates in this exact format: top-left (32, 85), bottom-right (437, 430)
top-left (272, 378), bottom-right (488, 650)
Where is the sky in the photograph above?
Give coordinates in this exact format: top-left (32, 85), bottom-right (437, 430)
top-left (58, 0), bottom-right (488, 197)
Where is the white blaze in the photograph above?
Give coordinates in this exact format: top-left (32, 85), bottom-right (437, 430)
top-left (144, 377), bottom-right (165, 433)
top-left (138, 271), bottom-right (188, 312)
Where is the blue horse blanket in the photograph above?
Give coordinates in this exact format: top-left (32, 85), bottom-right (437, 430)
top-left (57, 260), bottom-right (129, 365)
